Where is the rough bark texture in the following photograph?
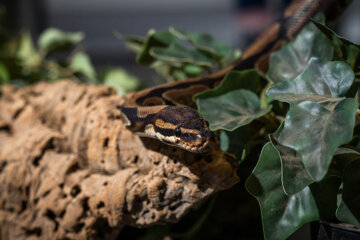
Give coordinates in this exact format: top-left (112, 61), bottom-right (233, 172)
top-left (0, 80), bottom-right (239, 240)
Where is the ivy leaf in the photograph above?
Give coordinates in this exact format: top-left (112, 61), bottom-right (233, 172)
top-left (38, 28), bottom-right (84, 54)
top-left (278, 99), bottom-right (358, 181)
top-left (137, 30), bottom-right (178, 66)
top-left (16, 31), bottom-right (42, 78)
top-left (197, 89), bottom-right (271, 131)
top-left (336, 160), bottom-right (360, 228)
top-left (121, 34), bottom-right (146, 54)
top-left (246, 143), bottom-right (341, 240)
top-left (183, 64), bottom-right (204, 77)
top-left (311, 18), bottom-right (360, 73)
top-left (150, 42), bottom-right (213, 67)
top-left (326, 148), bottom-right (360, 181)
top-left (267, 14), bottom-right (333, 83)
top-left (334, 147), bottom-right (360, 156)
top-left (195, 70), bottom-right (269, 131)
top-left (170, 27), bottom-right (232, 59)
top-left (16, 31), bottom-right (40, 64)
top-left (266, 58), bottom-right (354, 103)
top-left (195, 69), bottom-right (260, 99)
top-left (0, 62), bottom-right (10, 84)
top-left (69, 52), bottom-right (97, 84)
top-left (221, 48), bottom-right (242, 67)
top-left (270, 125), bottom-right (359, 196)
top-left (269, 123), bottom-right (314, 195)
top-left (102, 68), bottom-right (140, 96)
top-left (220, 126), bottom-right (252, 162)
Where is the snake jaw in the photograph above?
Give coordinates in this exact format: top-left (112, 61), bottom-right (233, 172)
top-left (174, 130), bottom-right (212, 153)
top-left (142, 124), bottom-right (212, 153)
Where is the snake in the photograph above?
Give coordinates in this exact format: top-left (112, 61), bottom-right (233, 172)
top-left (121, 0), bottom-right (350, 153)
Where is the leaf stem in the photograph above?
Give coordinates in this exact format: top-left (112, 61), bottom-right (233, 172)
top-left (260, 82), bottom-right (274, 108)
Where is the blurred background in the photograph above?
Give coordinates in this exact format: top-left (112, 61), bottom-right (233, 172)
top-left (2, 0), bottom-right (359, 87)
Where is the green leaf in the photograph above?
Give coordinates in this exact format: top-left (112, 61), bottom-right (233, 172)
top-left (221, 48), bottom-right (242, 67)
top-left (150, 42), bottom-right (213, 67)
top-left (246, 143), bottom-right (341, 240)
top-left (16, 31), bottom-right (39, 62)
top-left (278, 99), bottom-right (358, 181)
top-left (69, 52), bottom-right (97, 84)
top-left (267, 14), bottom-right (333, 83)
top-left (334, 147), bottom-right (360, 156)
top-left (195, 69), bottom-right (260, 99)
top-left (183, 64), bottom-right (204, 77)
top-left (195, 70), bottom-right (269, 131)
top-left (267, 58), bottom-right (354, 103)
top-left (170, 27), bottom-right (232, 59)
top-left (102, 68), bottom-right (140, 96)
top-left (0, 62), bottom-right (10, 84)
top-left (171, 69), bottom-right (187, 80)
top-left (220, 127), bottom-right (252, 162)
top-left (326, 148), bottom-right (360, 179)
top-left (336, 160), bottom-right (360, 228)
top-left (311, 18), bottom-right (360, 73)
top-left (270, 123), bottom-right (314, 195)
top-left (38, 28), bottom-right (84, 54)
top-left (121, 34), bottom-right (146, 54)
top-left (198, 89), bottom-right (271, 131)
top-left (137, 30), bottom-right (178, 65)
top-left (270, 125), bottom-right (359, 196)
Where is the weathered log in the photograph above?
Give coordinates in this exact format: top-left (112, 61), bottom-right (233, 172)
top-left (0, 80), bottom-right (239, 239)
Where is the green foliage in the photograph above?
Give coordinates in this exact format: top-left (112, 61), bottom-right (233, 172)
top-left (246, 143), bottom-right (341, 240)
top-left (336, 160), bottom-right (360, 228)
top-left (190, 14), bottom-right (360, 240)
top-left (267, 14), bottom-right (333, 83)
top-left (195, 70), bottom-right (270, 131)
top-left (278, 99), bottom-right (357, 181)
top-left (151, 42), bottom-right (213, 67)
top-left (38, 28), bottom-right (84, 54)
top-left (310, 18), bottom-right (360, 73)
top-left (101, 68), bottom-right (141, 96)
top-left (69, 51), bottom-right (97, 84)
top-left (0, 62), bottom-right (9, 84)
top-left (123, 27), bottom-right (241, 81)
top-left (266, 58), bottom-right (354, 102)
top-left (0, 26), bottom-right (139, 95)
top-left (198, 89), bottom-right (271, 131)
top-left (170, 27), bottom-right (232, 60)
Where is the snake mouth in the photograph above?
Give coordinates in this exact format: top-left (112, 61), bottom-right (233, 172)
top-left (160, 138), bottom-right (210, 153)
top-left (178, 139), bottom-right (211, 153)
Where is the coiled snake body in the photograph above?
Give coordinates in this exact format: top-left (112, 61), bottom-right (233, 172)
top-left (121, 0), bottom-right (347, 153)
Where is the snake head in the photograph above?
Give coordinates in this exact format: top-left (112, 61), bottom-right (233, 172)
top-left (147, 106), bottom-right (213, 153)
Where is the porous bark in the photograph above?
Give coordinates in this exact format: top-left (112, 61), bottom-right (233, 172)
top-left (0, 80), bottom-right (239, 240)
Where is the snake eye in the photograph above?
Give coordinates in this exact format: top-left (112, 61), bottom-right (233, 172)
top-left (174, 127), bottom-right (181, 137)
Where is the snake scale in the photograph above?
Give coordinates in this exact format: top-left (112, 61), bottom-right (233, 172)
top-left (121, 0), bottom-right (350, 153)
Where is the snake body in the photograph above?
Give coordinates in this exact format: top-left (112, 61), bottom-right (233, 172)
top-left (121, 0), bottom-right (348, 153)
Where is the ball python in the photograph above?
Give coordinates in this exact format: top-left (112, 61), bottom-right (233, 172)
top-left (121, 0), bottom-right (350, 153)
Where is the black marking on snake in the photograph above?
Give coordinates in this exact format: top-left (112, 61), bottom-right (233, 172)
top-left (154, 126), bottom-right (175, 137)
top-left (121, 107), bottom-right (155, 125)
